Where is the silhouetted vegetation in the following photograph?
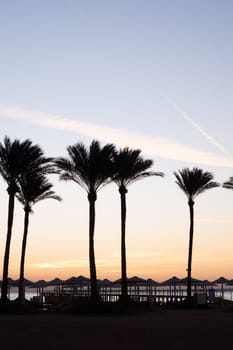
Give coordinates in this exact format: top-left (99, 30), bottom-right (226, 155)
top-left (112, 147), bottom-right (163, 301)
top-left (174, 168), bottom-right (219, 300)
top-left (223, 176), bottom-right (233, 190)
top-left (16, 173), bottom-right (61, 303)
top-left (0, 136), bottom-right (54, 301)
top-left (0, 136), bottom-right (232, 312)
top-left (55, 140), bottom-right (116, 301)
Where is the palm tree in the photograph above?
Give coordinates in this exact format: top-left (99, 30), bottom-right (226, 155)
top-left (16, 173), bottom-right (61, 303)
top-left (174, 167), bottom-right (219, 300)
top-left (55, 140), bottom-right (116, 301)
top-left (223, 177), bottom-right (233, 190)
top-left (0, 136), bottom-right (53, 301)
top-left (112, 147), bottom-right (164, 301)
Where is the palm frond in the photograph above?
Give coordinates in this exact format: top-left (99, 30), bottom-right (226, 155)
top-left (113, 147), bottom-right (163, 188)
top-left (32, 191), bottom-right (61, 205)
top-left (0, 136), bottom-right (53, 192)
top-left (55, 140), bottom-right (116, 195)
top-left (223, 176), bottom-right (233, 190)
top-left (174, 167), bottom-right (219, 200)
top-left (16, 172), bottom-right (61, 210)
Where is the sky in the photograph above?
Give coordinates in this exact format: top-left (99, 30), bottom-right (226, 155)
top-left (0, 0), bottom-right (233, 283)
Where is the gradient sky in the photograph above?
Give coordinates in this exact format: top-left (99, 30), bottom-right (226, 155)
top-left (0, 0), bottom-right (233, 282)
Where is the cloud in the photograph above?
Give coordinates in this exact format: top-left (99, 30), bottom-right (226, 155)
top-left (0, 104), bottom-right (233, 168)
top-left (166, 97), bottom-right (229, 156)
top-left (29, 259), bottom-right (89, 269)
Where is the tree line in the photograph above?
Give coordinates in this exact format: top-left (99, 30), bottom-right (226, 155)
top-left (0, 136), bottom-right (232, 304)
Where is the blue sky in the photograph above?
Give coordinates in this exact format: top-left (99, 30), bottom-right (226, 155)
top-left (0, 0), bottom-right (232, 282)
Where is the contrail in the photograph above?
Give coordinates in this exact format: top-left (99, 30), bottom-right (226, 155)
top-left (166, 97), bottom-right (229, 156)
top-left (0, 103), bottom-right (233, 168)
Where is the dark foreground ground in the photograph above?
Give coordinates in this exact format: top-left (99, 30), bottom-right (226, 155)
top-left (1, 305), bottom-right (233, 349)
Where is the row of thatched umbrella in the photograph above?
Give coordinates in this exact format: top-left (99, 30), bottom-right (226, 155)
top-left (1, 275), bottom-right (233, 288)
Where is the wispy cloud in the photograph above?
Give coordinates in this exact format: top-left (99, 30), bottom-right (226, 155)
top-left (166, 97), bottom-right (229, 156)
top-left (29, 259), bottom-right (88, 269)
top-left (29, 254), bottom-right (120, 269)
top-left (28, 251), bottom-right (162, 270)
top-left (0, 104), bottom-right (233, 168)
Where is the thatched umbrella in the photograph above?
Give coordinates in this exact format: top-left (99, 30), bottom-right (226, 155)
top-left (212, 276), bottom-right (229, 284)
top-left (127, 276), bottom-right (147, 296)
top-left (14, 278), bottom-right (33, 286)
top-left (29, 279), bottom-right (48, 297)
top-left (63, 276), bottom-right (79, 285)
top-left (178, 277), bottom-right (203, 297)
top-left (179, 277), bottom-right (202, 285)
top-left (31, 279), bottom-right (48, 288)
top-left (97, 279), bottom-right (113, 299)
top-left (64, 275), bottom-right (89, 285)
top-left (63, 276), bottom-right (90, 295)
top-left (113, 276), bottom-right (147, 285)
top-left (46, 278), bottom-right (64, 294)
top-left (112, 276), bottom-right (147, 296)
top-left (147, 278), bottom-right (160, 286)
top-left (161, 276), bottom-right (182, 296)
top-left (212, 277), bottom-right (230, 300)
top-left (146, 278), bottom-right (160, 296)
top-left (47, 278), bottom-right (64, 286)
top-left (112, 278), bottom-right (121, 285)
top-left (76, 275), bottom-right (90, 285)
top-left (97, 278), bottom-right (112, 287)
top-left (200, 279), bottom-right (213, 291)
top-left (161, 276), bottom-right (181, 286)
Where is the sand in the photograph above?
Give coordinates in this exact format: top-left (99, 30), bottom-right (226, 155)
top-left (0, 307), bottom-right (233, 349)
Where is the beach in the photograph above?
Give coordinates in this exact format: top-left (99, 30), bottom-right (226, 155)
top-left (1, 307), bottom-right (233, 349)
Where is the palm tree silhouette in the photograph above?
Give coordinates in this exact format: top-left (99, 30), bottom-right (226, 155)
top-left (112, 147), bottom-right (164, 301)
top-left (223, 177), bottom-right (233, 190)
top-left (174, 167), bottom-right (219, 300)
top-left (0, 136), bottom-right (53, 301)
top-left (55, 140), bottom-right (116, 301)
top-left (16, 173), bottom-right (61, 303)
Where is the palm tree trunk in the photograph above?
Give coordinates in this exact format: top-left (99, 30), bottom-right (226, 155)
top-left (18, 207), bottom-right (30, 304)
top-left (88, 193), bottom-right (99, 301)
top-left (1, 192), bottom-right (15, 302)
top-left (120, 187), bottom-right (128, 300)
top-left (187, 199), bottom-right (194, 300)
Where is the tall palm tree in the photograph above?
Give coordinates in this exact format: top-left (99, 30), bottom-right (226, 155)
top-left (174, 167), bottom-right (219, 300)
top-left (55, 140), bottom-right (116, 301)
top-left (0, 136), bottom-right (53, 301)
top-left (16, 173), bottom-right (61, 303)
top-left (112, 147), bottom-right (164, 301)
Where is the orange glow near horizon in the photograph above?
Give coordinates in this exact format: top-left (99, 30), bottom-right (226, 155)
top-left (1, 142), bottom-right (232, 286)
top-left (7, 249), bottom-right (233, 283)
